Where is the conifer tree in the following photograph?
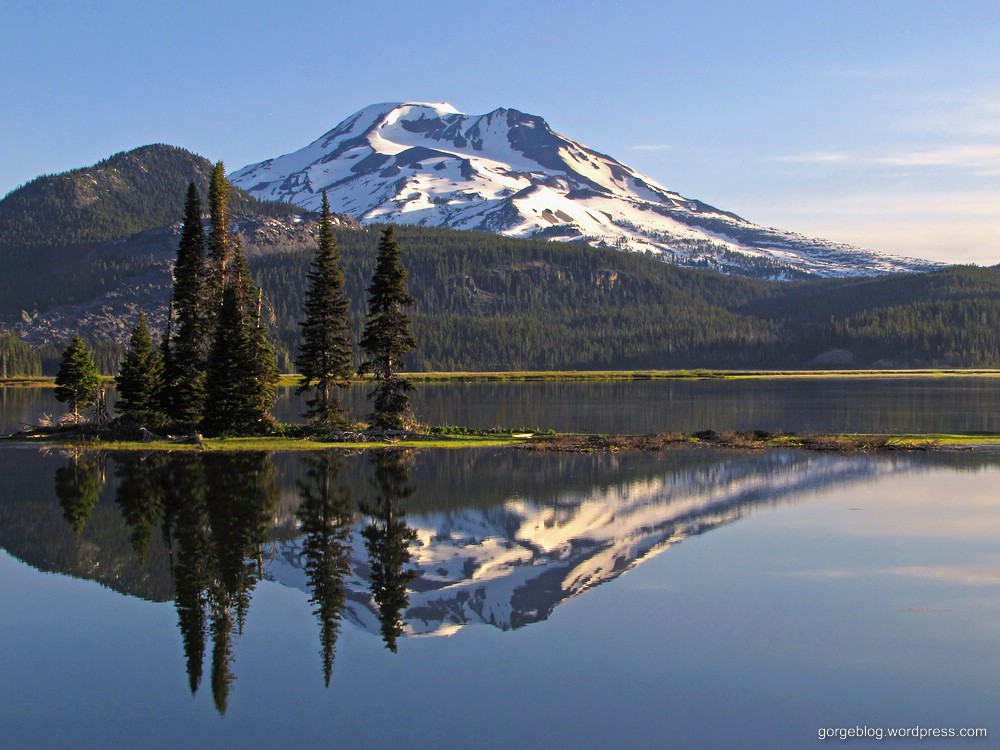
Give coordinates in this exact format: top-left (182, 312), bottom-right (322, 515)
top-left (296, 192), bottom-right (354, 427)
top-left (207, 161), bottom-right (233, 315)
top-left (200, 163), bottom-right (278, 436)
top-left (203, 275), bottom-right (251, 435)
top-left (0, 328), bottom-right (41, 376)
top-left (164, 182), bottom-right (208, 426)
top-left (203, 240), bottom-right (278, 435)
top-left (115, 311), bottom-right (165, 426)
top-left (54, 333), bottom-right (102, 422)
top-left (245, 282), bottom-right (279, 430)
top-left (359, 226), bottom-right (417, 430)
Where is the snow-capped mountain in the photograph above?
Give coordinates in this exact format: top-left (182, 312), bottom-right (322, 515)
top-left (232, 102), bottom-right (937, 278)
top-left (267, 450), bottom-right (911, 638)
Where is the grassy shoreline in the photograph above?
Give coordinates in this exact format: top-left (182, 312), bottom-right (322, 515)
top-left (7, 368), bottom-right (1000, 390)
top-left (7, 429), bottom-right (1000, 453)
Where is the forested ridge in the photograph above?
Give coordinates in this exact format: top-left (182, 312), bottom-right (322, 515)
top-left (256, 225), bottom-right (1000, 371)
top-left (1, 145), bottom-right (999, 375)
top-left (0, 145), bottom-right (312, 321)
top-left (0, 144), bottom-right (301, 250)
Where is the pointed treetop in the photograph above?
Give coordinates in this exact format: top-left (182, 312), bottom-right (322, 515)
top-left (208, 161), bottom-right (232, 271)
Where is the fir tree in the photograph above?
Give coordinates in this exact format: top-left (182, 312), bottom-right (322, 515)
top-left (164, 182), bottom-right (208, 426)
top-left (359, 226), bottom-right (417, 430)
top-left (232, 240), bottom-right (279, 432)
top-left (54, 333), bottom-right (102, 422)
top-left (245, 285), bottom-right (280, 430)
top-left (200, 164), bottom-right (278, 436)
top-left (296, 191), bottom-right (354, 427)
top-left (203, 278), bottom-right (250, 435)
top-left (115, 311), bottom-right (165, 426)
top-left (207, 161), bottom-right (233, 315)
top-left (203, 240), bottom-right (278, 435)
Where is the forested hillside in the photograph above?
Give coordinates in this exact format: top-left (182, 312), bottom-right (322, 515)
top-left (1, 328), bottom-right (40, 376)
top-left (0, 144), bottom-right (321, 323)
top-left (255, 225), bottom-right (1000, 371)
top-left (1, 146), bottom-right (999, 375)
top-left (0, 144), bottom-right (300, 251)
top-left (255, 225), bottom-right (783, 370)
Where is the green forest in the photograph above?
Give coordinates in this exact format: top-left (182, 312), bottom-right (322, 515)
top-left (6, 225), bottom-right (1000, 376)
top-left (255, 226), bottom-right (1000, 372)
top-left (2, 144), bottom-right (999, 377)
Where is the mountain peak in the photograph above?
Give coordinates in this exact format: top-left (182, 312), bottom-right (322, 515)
top-left (232, 103), bottom-right (940, 278)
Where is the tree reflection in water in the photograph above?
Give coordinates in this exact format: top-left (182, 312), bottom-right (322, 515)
top-left (90, 449), bottom-right (410, 704)
top-left (54, 451), bottom-right (106, 536)
top-left (296, 452), bottom-right (354, 686)
top-left (113, 454), bottom-right (168, 563)
top-left (41, 444), bottom-right (877, 707)
top-left (360, 449), bottom-right (418, 653)
top-left (106, 452), bottom-right (278, 714)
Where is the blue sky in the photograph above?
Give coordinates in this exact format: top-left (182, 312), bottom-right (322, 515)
top-left (2, 0), bottom-right (999, 264)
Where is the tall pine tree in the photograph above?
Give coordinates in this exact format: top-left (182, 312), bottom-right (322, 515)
top-left (54, 333), bottom-right (102, 422)
top-left (207, 161), bottom-right (233, 317)
top-left (164, 182), bottom-right (208, 426)
top-left (203, 239), bottom-right (278, 435)
top-left (200, 163), bottom-right (278, 436)
top-left (115, 311), bottom-right (165, 426)
top-left (359, 226), bottom-right (417, 430)
top-left (296, 192), bottom-right (354, 427)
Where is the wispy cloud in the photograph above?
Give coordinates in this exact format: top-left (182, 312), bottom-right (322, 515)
top-left (770, 145), bottom-right (1000, 174)
top-left (771, 151), bottom-right (853, 165)
top-left (778, 568), bottom-right (857, 581)
top-left (736, 190), bottom-right (1000, 265)
top-left (874, 145), bottom-right (1000, 169)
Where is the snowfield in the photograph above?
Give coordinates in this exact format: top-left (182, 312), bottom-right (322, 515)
top-left (232, 102), bottom-right (940, 279)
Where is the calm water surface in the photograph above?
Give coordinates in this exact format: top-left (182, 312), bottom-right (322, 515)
top-left (5, 377), bottom-right (1000, 434)
top-left (0, 441), bottom-right (998, 749)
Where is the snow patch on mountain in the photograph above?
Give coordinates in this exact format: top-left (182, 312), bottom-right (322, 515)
top-left (232, 102), bottom-right (940, 279)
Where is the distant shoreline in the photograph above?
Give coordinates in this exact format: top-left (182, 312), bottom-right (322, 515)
top-left (6, 368), bottom-right (1000, 389)
top-left (5, 429), bottom-right (1000, 454)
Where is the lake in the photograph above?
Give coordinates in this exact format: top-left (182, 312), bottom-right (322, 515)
top-left (6, 375), bottom-right (1000, 435)
top-left (0, 382), bottom-right (998, 748)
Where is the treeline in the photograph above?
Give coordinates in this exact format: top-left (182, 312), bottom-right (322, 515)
top-left (6, 227), bottom-right (1000, 375)
top-left (254, 224), bottom-right (1000, 370)
top-left (254, 224), bottom-right (784, 371)
top-left (1, 327), bottom-right (41, 376)
top-left (0, 233), bottom-right (170, 320)
top-left (0, 144), bottom-right (301, 251)
top-left (35, 339), bottom-right (123, 377)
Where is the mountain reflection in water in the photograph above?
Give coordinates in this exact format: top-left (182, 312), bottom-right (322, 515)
top-left (0, 445), bottom-right (968, 711)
